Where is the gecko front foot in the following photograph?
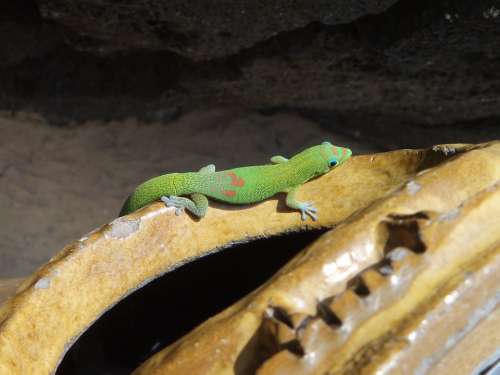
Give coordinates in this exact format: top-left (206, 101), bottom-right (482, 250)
top-left (161, 196), bottom-right (185, 216)
top-left (298, 202), bottom-right (318, 221)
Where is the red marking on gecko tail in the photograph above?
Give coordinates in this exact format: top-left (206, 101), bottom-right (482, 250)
top-left (226, 172), bottom-right (245, 187)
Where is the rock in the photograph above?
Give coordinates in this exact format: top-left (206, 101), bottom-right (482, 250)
top-left (133, 142), bottom-right (500, 375)
top-left (1, 1), bottom-right (500, 137)
top-left (0, 3), bottom-right (60, 68)
top-left (36, 0), bottom-right (399, 60)
top-left (0, 142), bottom-right (498, 374)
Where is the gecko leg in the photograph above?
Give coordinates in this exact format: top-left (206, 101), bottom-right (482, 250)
top-left (199, 164), bottom-right (216, 174)
top-left (285, 186), bottom-right (318, 221)
top-left (161, 193), bottom-right (209, 218)
top-left (270, 155), bottom-right (288, 164)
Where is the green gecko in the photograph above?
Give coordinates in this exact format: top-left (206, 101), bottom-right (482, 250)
top-left (119, 142), bottom-right (352, 221)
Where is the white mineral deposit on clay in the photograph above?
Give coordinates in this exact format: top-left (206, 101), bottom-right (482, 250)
top-left (389, 247), bottom-right (409, 262)
top-left (390, 274), bottom-right (399, 286)
top-left (432, 145), bottom-right (456, 155)
top-left (444, 290), bottom-right (459, 305)
top-left (406, 180), bottom-right (421, 195)
top-left (438, 207), bottom-right (461, 221)
top-left (407, 330), bottom-right (418, 342)
top-left (336, 252), bottom-right (353, 270)
top-left (34, 277), bottom-right (50, 289)
top-left (107, 217), bottom-right (140, 239)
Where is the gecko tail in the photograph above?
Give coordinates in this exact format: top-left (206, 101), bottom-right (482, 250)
top-left (119, 195), bottom-right (133, 217)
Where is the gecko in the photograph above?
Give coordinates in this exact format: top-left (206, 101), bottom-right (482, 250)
top-left (119, 142), bottom-right (352, 221)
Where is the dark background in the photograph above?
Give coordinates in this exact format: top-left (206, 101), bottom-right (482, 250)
top-left (1, 0), bottom-right (500, 277)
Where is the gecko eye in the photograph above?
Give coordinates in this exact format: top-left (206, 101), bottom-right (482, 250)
top-left (329, 160), bottom-right (338, 167)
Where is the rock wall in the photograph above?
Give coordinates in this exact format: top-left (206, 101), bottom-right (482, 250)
top-left (0, 0), bottom-right (499, 147)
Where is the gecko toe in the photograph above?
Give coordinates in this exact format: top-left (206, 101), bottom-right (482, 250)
top-left (297, 202), bottom-right (318, 220)
top-left (300, 207), bottom-right (318, 221)
top-left (161, 196), bottom-right (185, 215)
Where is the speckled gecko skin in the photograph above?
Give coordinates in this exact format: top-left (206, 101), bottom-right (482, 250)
top-left (119, 142), bottom-right (352, 221)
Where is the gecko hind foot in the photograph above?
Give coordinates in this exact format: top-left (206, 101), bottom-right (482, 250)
top-left (298, 202), bottom-right (318, 221)
top-left (161, 196), bottom-right (185, 216)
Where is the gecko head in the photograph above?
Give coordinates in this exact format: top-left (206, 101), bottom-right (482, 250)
top-left (320, 141), bottom-right (352, 170)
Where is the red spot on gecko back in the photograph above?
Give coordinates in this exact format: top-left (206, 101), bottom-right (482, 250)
top-left (223, 189), bottom-right (236, 197)
top-left (226, 172), bottom-right (245, 187)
